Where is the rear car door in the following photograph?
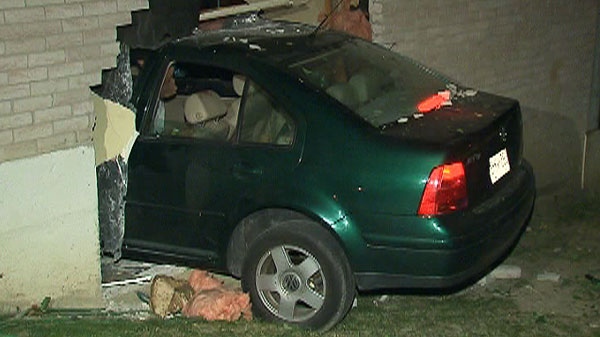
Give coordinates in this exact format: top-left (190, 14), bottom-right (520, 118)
top-left (124, 58), bottom-right (303, 265)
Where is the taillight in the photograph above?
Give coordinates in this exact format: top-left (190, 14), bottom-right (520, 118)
top-left (418, 162), bottom-right (468, 216)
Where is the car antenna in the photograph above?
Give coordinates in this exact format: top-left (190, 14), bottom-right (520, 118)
top-left (311, 0), bottom-right (344, 36)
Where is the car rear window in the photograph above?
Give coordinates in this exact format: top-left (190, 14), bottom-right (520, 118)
top-left (287, 39), bottom-right (450, 127)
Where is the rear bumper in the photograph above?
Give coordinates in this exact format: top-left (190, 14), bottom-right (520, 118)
top-left (354, 161), bottom-right (535, 291)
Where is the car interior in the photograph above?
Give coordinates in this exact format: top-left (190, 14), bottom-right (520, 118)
top-left (155, 63), bottom-right (295, 146)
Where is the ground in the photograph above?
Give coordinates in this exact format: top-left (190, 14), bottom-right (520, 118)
top-left (450, 194), bottom-right (600, 336)
top-left (480, 196), bottom-right (599, 327)
top-left (1, 195), bottom-right (598, 337)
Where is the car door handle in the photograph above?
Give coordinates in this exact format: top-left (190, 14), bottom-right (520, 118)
top-left (233, 162), bottom-right (263, 178)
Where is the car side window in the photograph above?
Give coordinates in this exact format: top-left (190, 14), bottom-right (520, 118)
top-left (239, 80), bottom-right (296, 146)
top-left (146, 62), bottom-right (238, 142)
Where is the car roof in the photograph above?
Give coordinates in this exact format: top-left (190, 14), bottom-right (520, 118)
top-left (169, 13), bottom-right (353, 64)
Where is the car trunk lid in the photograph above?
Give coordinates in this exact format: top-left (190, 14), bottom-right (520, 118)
top-left (381, 91), bottom-right (524, 208)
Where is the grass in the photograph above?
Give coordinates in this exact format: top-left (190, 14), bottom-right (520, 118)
top-left (2, 195), bottom-right (599, 337)
top-left (1, 294), bottom-right (596, 337)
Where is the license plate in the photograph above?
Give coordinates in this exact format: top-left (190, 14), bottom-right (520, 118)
top-left (489, 148), bottom-right (510, 184)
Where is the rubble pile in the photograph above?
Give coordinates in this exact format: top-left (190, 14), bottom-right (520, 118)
top-left (149, 270), bottom-right (251, 321)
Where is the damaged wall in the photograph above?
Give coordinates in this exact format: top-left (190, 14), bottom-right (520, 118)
top-left (0, 0), bottom-right (149, 311)
top-left (370, 0), bottom-right (600, 198)
top-left (0, 0), bottom-right (319, 311)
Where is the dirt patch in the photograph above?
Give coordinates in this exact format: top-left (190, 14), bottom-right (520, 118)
top-left (465, 198), bottom-right (600, 331)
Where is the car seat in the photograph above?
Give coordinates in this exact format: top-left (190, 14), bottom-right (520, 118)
top-left (326, 82), bottom-right (359, 109)
top-left (223, 74), bottom-right (246, 140)
top-left (348, 72), bottom-right (385, 105)
top-left (183, 90), bottom-right (229, 140)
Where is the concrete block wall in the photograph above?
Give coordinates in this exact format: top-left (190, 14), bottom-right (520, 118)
top-left (0, 0), bottom-right (149, 311)
top-left (370, 0), bottom-right (600, 197)
top-left (0, 0), bottom-right (148, 163)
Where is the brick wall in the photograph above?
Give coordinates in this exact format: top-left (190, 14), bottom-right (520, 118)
top-left (370, 0), bottom-right (598, 131)
top-left (370, 0), bottom-right (600, 195)
top-left (0, 0), bottom-right (149, 163)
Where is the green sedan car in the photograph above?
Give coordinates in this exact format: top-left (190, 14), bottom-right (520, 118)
top-left (124, 16), bottom-right (535, 330)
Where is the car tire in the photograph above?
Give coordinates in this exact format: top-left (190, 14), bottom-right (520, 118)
top-left (241, 219), bottom-right (355, 331)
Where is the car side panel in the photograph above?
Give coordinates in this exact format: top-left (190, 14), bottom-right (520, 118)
top-left (352, 161), bottom-right (535, 290)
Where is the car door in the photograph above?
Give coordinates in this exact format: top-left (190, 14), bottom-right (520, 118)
top-left (124, 60), bottom-right (303, 266)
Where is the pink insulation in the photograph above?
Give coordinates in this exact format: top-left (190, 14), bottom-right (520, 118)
top-left (182, 288), bottom-right (252, 321)
top-left (319, 0), bottom-right (372, 41)
top-left (148, 269), bottom-right (252, 321)
top-left (188, 269), bottom-right (224, 292)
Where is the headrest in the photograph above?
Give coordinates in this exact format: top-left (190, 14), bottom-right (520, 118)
top-left (184, 90), bottom-right (227, 124)
top-left (326, 83), bottom-right (359, 108)
top-left (349, 72), bottom-right (385, 104)
top-left (232, 74), bottom-right (246, 96)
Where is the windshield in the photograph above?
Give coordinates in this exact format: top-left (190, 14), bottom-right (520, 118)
top-left (288, 39), bottom-right (450, 127)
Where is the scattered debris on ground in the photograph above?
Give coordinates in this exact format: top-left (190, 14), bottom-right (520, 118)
top-left (149, 270), bottom-right (251, 321)
top-left (489, 264), bottom-right (522, 280)
top-left (536, 272), bottom-right (561, 282)
top-left (149, 275), bottom-right (193, 318)
top-left (101, 259), bottom-right (250, 322)
top-left (463, 202), bottom-right (600, 332)
top-left (373, 295), bottom-right (389, 306)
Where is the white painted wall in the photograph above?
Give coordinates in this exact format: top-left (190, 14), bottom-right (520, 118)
top-left (0, 145), bottom-right (102, 312)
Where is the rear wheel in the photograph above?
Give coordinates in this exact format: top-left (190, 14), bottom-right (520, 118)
top-left (241, 220), bottom-right (355, 331)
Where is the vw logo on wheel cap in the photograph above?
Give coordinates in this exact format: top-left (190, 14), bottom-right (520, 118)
top-left (282, 273), bottom-right (302, 293)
